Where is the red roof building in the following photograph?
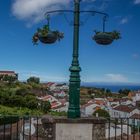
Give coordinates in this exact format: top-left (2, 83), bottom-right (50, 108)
top-left (0, 70), bottom-right (18, 80)
top-left (114, 105), bottom-right (136, 113)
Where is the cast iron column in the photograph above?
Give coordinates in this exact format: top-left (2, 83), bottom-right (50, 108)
top-left (68, 0), bottom-right (81, 118)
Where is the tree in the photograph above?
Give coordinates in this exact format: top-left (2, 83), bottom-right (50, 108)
top-left (27, 99), bottom-right (38, 109)
top-left (118, 88), bottom-right (131, 96)
top-left (106, 89), bottom-right (111, 93)
top-left (0, 75), bottom-right (17, 83)
top-left (15, 88), bottom-right (28, 96)
top-left (24, 95), bottom-right (38, 109)
top-left (27, 77), bottom-right (40, 84)
top-left (10, 95), bottom-right (23, 107)
top-left (93, 109), bottom-right (110, 118)
top-left (40, 101), bottom-right (51, 113)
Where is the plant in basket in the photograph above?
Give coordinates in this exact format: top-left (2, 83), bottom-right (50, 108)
top-left (32, 25), bottom-right (64, 45)
top-left (92, 30), bottom-right (121, 45)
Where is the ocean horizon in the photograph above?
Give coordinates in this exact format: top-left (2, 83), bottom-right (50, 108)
top-left (81, 82), bottom-right (140, 93)
top-left (43, 81), bottom-right (140, 93)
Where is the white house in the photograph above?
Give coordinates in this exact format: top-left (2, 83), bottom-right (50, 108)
top-left (38, 95), bottom-right (57, 103)
top-left (129, 113), bottom-right (140, 126)
top-left (132, 91), bottom-right (140, 103)
top-left (53, 102), bottom-right (69, 112)
top-left (110, 105), bottom-right (140, 118)
top-left (37, 95), bottom-right (62, 109)
top-left (59, 85), bottom-right (69, 90)
top-left (81, 102), bottom-right (101, 116)
top-left (107, 100), bottom-right (120, 108)
top-left (50, 83), bottom-right (69, 91)
top-left (53, 91), bottom-right (66, 98)
top-left (49, 83), bottom-right (57, 91)
top-left (121, 100), bottom-right (133, 106)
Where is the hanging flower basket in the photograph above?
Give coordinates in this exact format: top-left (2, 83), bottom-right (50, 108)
top-left (92, 30), bottom-right (121, 45)
top-left (32, 25), bottom-right (64, 45)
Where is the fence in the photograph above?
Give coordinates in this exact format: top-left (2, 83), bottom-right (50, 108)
top-left (0, 116), bottom-right (44, 140)
top-left (0, 116), bottom-right (140, 140)
top-left (106, 118), bottom-right (140, 140)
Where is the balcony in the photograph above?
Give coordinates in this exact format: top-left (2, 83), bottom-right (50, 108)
top-left (0, 116), bottom-right (140, 140)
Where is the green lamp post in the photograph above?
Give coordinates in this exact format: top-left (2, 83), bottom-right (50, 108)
top-left (67, 0), bottom-right (81, 118)
top-left (33, 0), bottom-right (120, 118)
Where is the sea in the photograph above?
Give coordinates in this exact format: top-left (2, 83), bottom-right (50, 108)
top-left (81, 82), bottom-right (140, 93)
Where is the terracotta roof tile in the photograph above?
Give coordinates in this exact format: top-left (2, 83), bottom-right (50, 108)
top-left (0, 71), bottom-right (15, 74)
top-left (130, 113), bottom-right (140, 119)
top-left (114, 105), bottom-right (136, 113)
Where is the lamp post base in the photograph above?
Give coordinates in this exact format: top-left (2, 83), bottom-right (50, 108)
top-left (41, 115), bottom-right (106, 140)
top-left (68, 107), bottom-right (80, 118)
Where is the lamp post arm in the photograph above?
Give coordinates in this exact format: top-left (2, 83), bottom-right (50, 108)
top-left (80, 10), bottom-right (108, 17)
top-left (45, 10), bottom-right (74, 17)
top-left (45, 10), bottom-right (108, 18)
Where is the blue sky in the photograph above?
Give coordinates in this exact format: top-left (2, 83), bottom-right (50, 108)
top-left (0, 0), bottom-right (140, 84)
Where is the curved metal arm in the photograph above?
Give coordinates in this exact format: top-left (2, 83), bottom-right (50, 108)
top-left (45, 10), bottom-right (74, 17)
top-left (45, 10), bottom-right (108, 17)
top-left (45, 10), bottom-right (109, 29)
top-left (45, 10), bottom-right (108, 21)
top-left (80, 10), bottom-right (108, 17)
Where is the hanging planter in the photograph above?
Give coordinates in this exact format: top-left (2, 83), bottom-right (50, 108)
top-left (32, 25), bottom-right (64, 45)
top-left (92, 30), bottom-right (121, 45)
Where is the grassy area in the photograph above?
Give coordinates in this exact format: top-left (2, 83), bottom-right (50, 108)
top-left (48, 111), bottom-right (67, 116)
top-left (0, 105), bottom-right (44, 116)
top-left (0, 105), bottom-right (68, 117)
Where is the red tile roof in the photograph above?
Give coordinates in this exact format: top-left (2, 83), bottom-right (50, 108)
top-left (95, 100), bottom-right (105, 105)
top-left (47, 82), bottom-right (55, 86)
top-left (130, 113), bottom-right (140, 119)
top-left (114, 105), bottom-right (136, 113)
top-left (113, 98), bottom-right (128, 102)
top-left (0, 71), bottom-right (15, 74)
top-left (81, 102), bottom-right (95, 108)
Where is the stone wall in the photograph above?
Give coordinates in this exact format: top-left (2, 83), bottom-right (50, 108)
top-left (42, 116), bottom-right (106, 140)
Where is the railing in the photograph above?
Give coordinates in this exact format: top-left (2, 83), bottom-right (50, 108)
top-left (0, 116), bottom-right (43, 140)
top-left (0, 116), bottom-right (140, 140)
top-left (106, 118), bottom-right (140, 140)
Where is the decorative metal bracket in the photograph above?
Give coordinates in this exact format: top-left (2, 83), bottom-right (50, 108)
top-left (45, 10), bottom-right (109, 29)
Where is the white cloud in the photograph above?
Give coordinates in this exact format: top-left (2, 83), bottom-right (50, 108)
top-left (132, 53), bottom-right (139, 59)
top-left (105, 73), bottom-right (128, 82)
top-left (134, 0), bottom-right (140, 4)
top-left (120, 17), bottom-right (128, 24)
top-left (12, 0), bottom-right (70, 24)
top-left (18, 70), bottom-right (67, 82)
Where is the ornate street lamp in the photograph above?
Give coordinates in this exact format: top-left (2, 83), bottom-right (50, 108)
top-left (32, 0), bottom-right (121, 118)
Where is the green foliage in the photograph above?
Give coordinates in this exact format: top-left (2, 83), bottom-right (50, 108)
top-left (0, 116), bottom-right (19, 125)
top-left (106, 89), bottom-right (111, 93)
top-left (15, 87), bottom-right (28, 96)
top-left (40, 101), bottom-right (51, 113)
top-left (0, 81), bottom-right (51, 114)
top-left (27, 76), bottom-right (40, 84)
top-left (93, 109), bottom-right (110, 118)
top-left (94, 30), bottom-right (121, 40)
top-left (0, 105), bottom-right (43, 116)
top-left (118, 89), bottom-right (131, 96)
top-left (49, 111), bottom-right (67, 116)
top-left (38, 25), bottom-right (50, 36)
top-left (32, 24), bottom-right (64, 45)
top-left (0, 74), bottom-right (17, 83)
top-left (25, 95), bottom-right (38, 109)
top-left (80, 99), bottom-right (87, 105)
top-left (80, 86), bottom-right (115, 100)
